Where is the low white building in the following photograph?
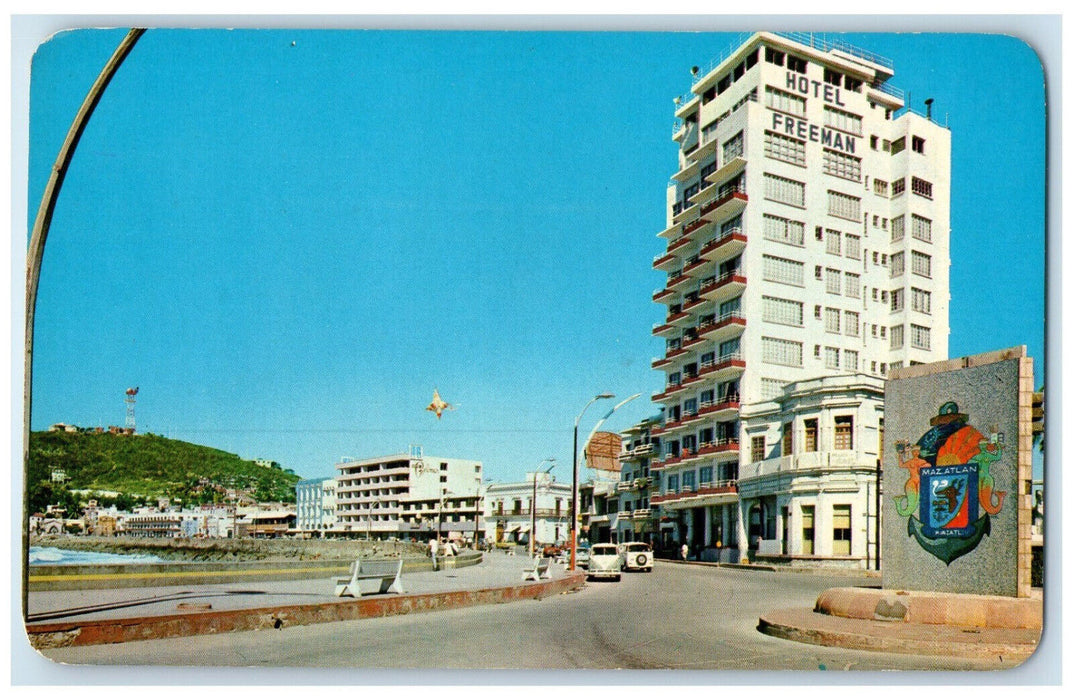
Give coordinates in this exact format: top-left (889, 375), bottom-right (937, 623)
top-left (295, 476), bottom-right (336, 534)
top-left (483, 473), bottom-right (572, 548)
top-left (737, 373), bottom-right (884, 568)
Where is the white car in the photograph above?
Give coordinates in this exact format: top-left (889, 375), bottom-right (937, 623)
top-left (620, 542), bottom-right (654, 572)
top-left (586, 543), bottom-right (623, 581)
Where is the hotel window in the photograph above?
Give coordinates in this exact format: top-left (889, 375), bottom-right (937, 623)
top-left (824, 68), bottom-right (842, 86)
top-left (844, 349), bottom-right (859, 371)
top-left (890, 136), bottom-right (906, 155)
top-left (911, 214), bottom-right (932, 243)
top-left (699, 466), bottom-right (713, 485)
top-left (891, 288), bottom-right (904, 312)
top-left (911, 324), bottom-right (931, 350)
top-left (765, 85), bottom-right (806, 116)
top-left (763, 213), bottom-right (805, 246)
top-left (824, 106), bottom-right (863, 136)
top-left (891, 252), bottom-right (905, 277)
top-left (834, 416), bottom-right (854, 450)
top-left (765, 47), bottom-right (785, 66)
top-left (891, 214), bottom-right (905, 242)
top-left (911, 177), bottom-right (933, 199)
top-left (845, 272), bottom-right (860, 298)
top-left (815, 265), bottom-right (823, 280)
top-left (822, 149), bottom-right (862, 182)
top-left (761, 378), bottom-right (785, 399)
top-left (890, 324), bottom-right (904, 349)
top-left (824, 307), bottom-right (841, 334)
top-left (911, 250), bottom-right (932, 278)
top-left (722, 131), bottom-right (744, 162)
top-left (845, 75), bottom-right (863, 92)
top-left (825, 346), bottom-right (840, 370)
top-left (845, 234), bottom-right (861, 260)
top-left (763, 254), bottom-right (805, 286)
top-left (719, 337), bottom-right (740, 360)
top-left (912, 287), bottom-right (932, 314)
top-left (891, 178), bottom-right (906, 197)
top-left (765, 172), bottom-right (806, 207)
top-left (804, 419), bottom-right (818, 452)
top-left (763, 295), bottom-right (804, 326)
top-left (825, 229), bottom-right (842, 255)
top-left (667, 474), bottom-right (679, 491)
top-left (782, 422), bottom-right (794, 456)
top-left (844, 310), bottom-right (859, 336)
top-left (825, 268), bottom-right (841, 295)
top-left (751, 436), bottom-right (766, 463)
top-left (832, 504), bottom-right (852, 555)
top-left (762, 336), bottom-right (803, 367)
top-left (814, 305), bottom-right (822, 320)
top-left (801, 505), bottom-right (815, 555)
top-left (873, 179), bottom-right (888, 197)
top-left (912, 136), bottom-right (926, 153)
top-left (764, 130), bottom-right (806, 166)
top-left (787, 54), bottom-right (807, 73)
top-left (720, 296), bottom-right (742, 317)
top-left (827, 190), bottom-right (861, 221)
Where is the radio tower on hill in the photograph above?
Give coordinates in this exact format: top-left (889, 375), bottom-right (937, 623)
top-left (125, 386), bottom-right (139, 432)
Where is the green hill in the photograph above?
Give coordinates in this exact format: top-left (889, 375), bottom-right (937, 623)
top-left (26, 430), bottom-right (300, 513)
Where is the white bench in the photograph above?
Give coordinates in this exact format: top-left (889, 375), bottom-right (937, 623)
top-left (522, 557), bottom-right (552, 581)
top-left (335, 558), bottom-right (406, 597)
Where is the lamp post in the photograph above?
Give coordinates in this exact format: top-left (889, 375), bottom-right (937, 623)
top-left (571, 394), bottom-right (614, 571)
top-left (474, 480), bottom-right (491, 550)
top-left (530, 459), bottom-right (556, 558)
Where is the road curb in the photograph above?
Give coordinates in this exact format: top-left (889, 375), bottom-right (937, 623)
top-left (758, 607), bottom-right (1040, 661)
top-left (26, 572), bottom-right (586, 649)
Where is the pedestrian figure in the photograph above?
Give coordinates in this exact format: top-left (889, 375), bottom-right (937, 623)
top-left (681, 543), bottom-right (689, 561)
top-left (429, 537), bottom-right (439, 571)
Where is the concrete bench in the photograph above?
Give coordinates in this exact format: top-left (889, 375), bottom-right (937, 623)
top-left (334, 558), bottom-right (405, 597)
top-left (522, 557), bottom-right (552, 581)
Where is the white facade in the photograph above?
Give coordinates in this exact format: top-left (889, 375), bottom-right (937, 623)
top-left (482, 474), bottom-right (572, 547)
top-left (295, 476), bottom-right (336, 533)
top-left (650, 33), bottom-right (950, 565)
top-left (335, 450), bottom-right (482, 540)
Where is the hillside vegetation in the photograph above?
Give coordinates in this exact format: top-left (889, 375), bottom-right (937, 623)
top-left (27, 431), bottom-right (300, 512)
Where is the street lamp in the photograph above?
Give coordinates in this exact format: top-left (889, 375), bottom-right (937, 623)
top-left (530, 459), bottom-right (556, 557)
top-left (571, 393), bottom-right (614, 571)
top-left (474, 480), bottom-right (492, 550)
top-left (572, 393), bottom-right (642, 570)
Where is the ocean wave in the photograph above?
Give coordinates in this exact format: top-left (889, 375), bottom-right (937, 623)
top-left (29, 546), bottom-right (164, 564)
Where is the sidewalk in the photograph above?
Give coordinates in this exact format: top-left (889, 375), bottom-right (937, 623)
top-left (26, 550), bottom-right (585, 648)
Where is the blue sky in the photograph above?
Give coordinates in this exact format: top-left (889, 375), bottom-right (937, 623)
top-left (24, 28), bottom-right (1046, 484)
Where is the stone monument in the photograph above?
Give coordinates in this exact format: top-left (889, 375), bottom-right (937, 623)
top-left (882, 347), bottom-right (1034, 597)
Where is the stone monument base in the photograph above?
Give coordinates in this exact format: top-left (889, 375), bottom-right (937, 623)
top-left (758, 586), bottom-right (1042, 661)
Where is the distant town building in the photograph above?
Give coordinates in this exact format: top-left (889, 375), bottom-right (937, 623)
top-left (482, 474), bottom-right (572, 547)
top-left (295, 477), bottom-right (337, 534)
top-left (331, 449), bottom-right (483, 541)
top-left (615, 416), bottom-right (662, 546)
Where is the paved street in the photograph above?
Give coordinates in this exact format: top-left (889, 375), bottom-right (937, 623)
top-left (38, 560), bottom-right (1026, 673)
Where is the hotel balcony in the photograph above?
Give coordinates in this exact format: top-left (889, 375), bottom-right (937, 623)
top-left (699, 226), bottom-right (747, 262)
top-left (699, 351), bottom-right (747, 383)
top-left (700, 184), bottom-right (748, 223)
top-left (631, 508), bottom-right (653, 520)
top-left (697, 310), bottom-right (746, 345)
top-left (682, 216), bottom-right (711, 237)
top-left (657, 221), bottom-right (682, 240)
top-left (619, 444), bottom-right (655, 461)
top-left (699, 269), bottom-right (747, 302)
top-left (651, 480), bottom-right (738, 506)
top-left (652, 287), bottom-right (677, 305)
top-left (667, 231), bottom-right (695, 254)
top-left (693, 156), bottom-right (747, 206)
top-left (652, 250), bottom-right (679, 272)
top-left (698, 396), bottom-right (741, 421)
top-left (737, 450), bottom-right (865, 483)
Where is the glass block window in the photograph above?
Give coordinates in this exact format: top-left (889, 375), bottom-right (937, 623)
top-left (844, 311), bottom-right (859, 336)
top-left (762, 336), bottom-right (803, 367)
top-left (891, 252), bottom-right (905, 277)
top-left (911, 214), bottom-right (932, 243)
top-left (824, 307), bottom-right (841, 334)
top-left (763, 295), bottom-right (804, 327)
top-left (764, 130), bottom-right (806, 166)
top-left (761, 378), bottom-right (785, 400)
top-left (722, 131), bottom-right (744, 162)
top-left (823, 149), bottom-right (862, 182)
top-left (845, 234), bottom-right (861, 260)
top-left (911, 324), bottom-right (931, 350)
top-left (763, 254), bottom-right (805, 286)
top-left (825, 229), bottom-right (842, 255)
top-left (762, 213), bottom-right (805, 246)
top-left (825, 268), bottom-right (841, 295)
top-left (827, 190), bottom-right (861, 221)
top-left (844, 349), bottom-right (859, 371)
top-left (844, 272), bottom-right (860, 298)
top-left (766, 173), bottom-right (806, 207)
top-left (911, 250), bottom-right (932, 278)
top-left (912, 287), bottom-right (931, 314)
top-left (824, 346), bottom-right (840, 369)
top-left (911, 177), bottom-right (933, 199)
top-left (891, 215), bottom-right (905, 242)
top-left (890, 324), bottom-right (904, 349)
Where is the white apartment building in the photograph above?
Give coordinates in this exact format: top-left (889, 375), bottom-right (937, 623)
top-left (614, 416), bottom-right (661, 545)
top-left (335, 447), bottom-right (482, 541)
top-left (295, 476), bottom-right (337, 534)
top-left (482, 474), bottom-right (573, 547)
top-left (650, 32), bottom-right (949, 566)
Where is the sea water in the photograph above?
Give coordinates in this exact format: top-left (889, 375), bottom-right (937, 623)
top-left (29, 546), bottom-right (164, 565)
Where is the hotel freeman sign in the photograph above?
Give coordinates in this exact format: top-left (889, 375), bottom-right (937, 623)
top-left (769, 71), bottom-right (858, 154)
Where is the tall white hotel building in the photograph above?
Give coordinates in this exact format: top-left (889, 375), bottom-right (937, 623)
top-left (645, 32), bottom-right (950, 567)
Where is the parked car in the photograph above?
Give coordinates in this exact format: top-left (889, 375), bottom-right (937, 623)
top-left (542, 543), bottom-right (562, 558)
top-left (586, 543), bottom-right (623, 581)
top-left (556, 544), bottom-right (591, 568)
top-left (620, 541), bottom-right (654, 572)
